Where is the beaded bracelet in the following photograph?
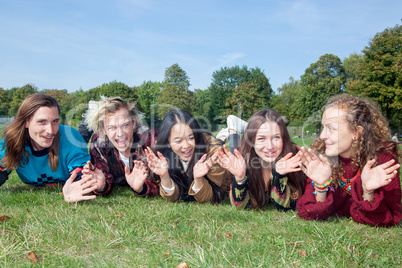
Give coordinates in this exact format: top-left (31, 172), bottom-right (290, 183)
top-left (312, 178), bottom-right (332, 194)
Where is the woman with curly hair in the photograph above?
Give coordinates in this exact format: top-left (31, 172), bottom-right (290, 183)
top-left (297, 94), bottom-right (401, 226)
top-left (215, 109), bottom-right (305, 211)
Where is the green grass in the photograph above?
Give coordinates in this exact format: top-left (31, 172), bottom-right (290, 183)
top-left (1, 138), bottom-right (401, 267)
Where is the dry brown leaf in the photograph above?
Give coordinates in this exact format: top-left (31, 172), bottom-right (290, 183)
top-left (372, 254), bottom-right (379, 258)
top-left (175, 262), bottom-right (188, 268)
top-left (28, 252), bottom-right (39, 263)
top-left (349, 246), bottom-right (355, 251)
top-left (0, 215), bottom-right (10, 222)
top-left (164, 252), bottom-right (171, 257)
top-left (113, 214), bottom-right (122, 217)
top-left (172, 224), bottom-right (178, 229)
top-left (26, 208), bottom-right (31, 213)
top-left (225, 233), bottom-right (232, 238)
top-left (298, 250), bottom-right (307, 257)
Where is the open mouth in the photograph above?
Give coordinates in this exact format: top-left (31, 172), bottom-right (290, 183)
top-left (115, 138), bottom-right (127, 147)
top-left (182, 149), bottom-right (193, 158)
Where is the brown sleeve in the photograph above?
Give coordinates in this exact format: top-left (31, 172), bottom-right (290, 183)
top-left (158, 181), bottom-right (180, 202)
top-left (189, 180), bottom-right (213, 203)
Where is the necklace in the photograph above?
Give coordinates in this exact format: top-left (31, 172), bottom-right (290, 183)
top-left (340, 169), bottom-right (361, 194)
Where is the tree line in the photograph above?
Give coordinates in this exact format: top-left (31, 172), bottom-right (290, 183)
top-left (0, 24), bottom-right (400, 130)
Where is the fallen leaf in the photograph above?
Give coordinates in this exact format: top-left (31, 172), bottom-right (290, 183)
top-left (372, 254), bottom-right (379, 258)
top-left (114, 244), bottom-right (121, 248)
top-left (225, 233), bottom-right (232, 238)
top-left (113, 214), bottom-right (122, 217)
top-left (175, 262), bottom-right (188, 268)
top-left (349, 246), bottom-right (355, 251)
top-left (28, 252), bottom-right (39, 263)
top-left (59, 192), bottom-right (63, 195)
top-left (0, 215), bottom-right (11, 222)
top-left (164, 252), bottom-right (171, 257)
top-left (26, 208), bottom-right (31, 213)
top-left (298, 250), bottom-right (307, 257)
top-left (172, 225), bottom-right (178, 229)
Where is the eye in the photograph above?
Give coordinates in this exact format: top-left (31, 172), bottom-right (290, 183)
top-left (108, 126), bottom-right (116, 131)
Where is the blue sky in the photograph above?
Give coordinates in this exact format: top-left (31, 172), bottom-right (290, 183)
top-left (1, 0), bottom-right (401, 93)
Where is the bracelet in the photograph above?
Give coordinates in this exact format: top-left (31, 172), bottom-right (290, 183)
top-left (312, 178), bottom-right (332, 194)
top-left (363, 190), bottom-right (374, 195)
top-left (236, 175), bottom-right (247, 185)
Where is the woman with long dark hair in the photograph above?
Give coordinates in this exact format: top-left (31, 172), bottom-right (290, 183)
top-left (145, 110), bottom-right (231, 203)
top-left (216, 109), bottom-right (305, 210)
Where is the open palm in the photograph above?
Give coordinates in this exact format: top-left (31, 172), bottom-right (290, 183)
top-left (361, 159), bottom-right (400, 192)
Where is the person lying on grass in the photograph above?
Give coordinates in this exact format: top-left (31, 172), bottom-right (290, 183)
top-left (145, 109), bottom-right (232, 203)
top-left (297, 94), bottom-right (401, 227)
top-left (0, 93), bottom-right (96, 202)
top-left (215, 109), bottom-right (305, 211)
top-left (81, 96), bottom-right (158, 197)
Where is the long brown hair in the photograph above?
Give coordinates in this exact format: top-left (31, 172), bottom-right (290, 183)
top-left (310, 94), bottom-right (400, 185)
top-left (239, 109), bottom-right (305, 208)
top-left (1, 93), bottom-right (60, 171)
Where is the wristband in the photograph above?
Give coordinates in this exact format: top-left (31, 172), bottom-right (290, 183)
top-left (312, 178), bottom-right (332, 194)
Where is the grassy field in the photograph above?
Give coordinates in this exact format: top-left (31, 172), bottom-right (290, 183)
top-left (0, 137), bottom-right (401, 267)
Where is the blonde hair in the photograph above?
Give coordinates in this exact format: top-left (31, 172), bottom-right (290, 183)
top-left (1, 93), bottom-right (60, 171)
top-left (84, 96), bottom-right (139, 136)
top-left (311, 94), bottom-right (399, 185)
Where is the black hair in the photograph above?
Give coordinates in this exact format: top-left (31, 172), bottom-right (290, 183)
top-left (151, 109), bottom-right (225, 203)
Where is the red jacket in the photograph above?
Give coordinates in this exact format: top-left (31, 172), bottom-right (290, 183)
top-left (297, 151), bottom-right (401, 227)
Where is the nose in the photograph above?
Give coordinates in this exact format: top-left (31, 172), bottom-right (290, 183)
top-left (45, 123), bottom-right (54, 135)
top-left (320, 128), bottom-right (328, 140)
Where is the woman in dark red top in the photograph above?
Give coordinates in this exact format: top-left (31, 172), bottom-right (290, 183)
top-left (297, 94), bottom-right (401, 226)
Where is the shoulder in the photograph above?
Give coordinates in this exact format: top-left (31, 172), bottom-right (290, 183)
top-left (58, 125), bottom-right (86, 145)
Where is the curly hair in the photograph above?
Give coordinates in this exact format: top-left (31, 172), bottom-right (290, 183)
top-left (310, 94), bottom-right (400, 185)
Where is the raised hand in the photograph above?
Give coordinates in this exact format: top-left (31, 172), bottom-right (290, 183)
top-left (361, 159), bottom-right (400, 192)
top-left (275, 152), bottom-right (302, 175)
top-left (145, 147), bottom-right (169, 178)
top-left (193, 153), bottom-right (215, 180)
top-left (62, 171), bottom-right (97, 202)
top-left (299, 146), bottom-right (332, 184)
top-left (125, 160), bottom-right (149, 192)
top-left (216, 145), bottom-right (246, 182)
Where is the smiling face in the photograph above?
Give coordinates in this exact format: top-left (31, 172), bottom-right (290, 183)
top-left (320, 107), bottom-right (357, 158)
top-left (168, 122), bottom-right (195, 162)
top-left (26, 106), bottom-right (60, 151)
top-left (103, 108), bottom-right (136, 157)
top-left (253, 121), bottom-right (283, 163)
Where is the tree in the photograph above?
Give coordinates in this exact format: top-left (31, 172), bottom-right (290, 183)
top-left (8, 84), bottom-right (37, 116)
top-left (346, 24), bottom-right (402, 128)
top-left (157, 64), bottom-right (193, 119)
top-left (192, 88), bottom-right (211, 117)
top-left (343, 53), bottom-right (364, 83)
top-left (0, 88), bottom-right (10, 116)
top-left (225, 82), bottom-right (264, 120)
top-left (208, 65), bottom-right (271, 123)
top-left (137, 80), bottom-right (163, 122)
top-left (292, 54), bottom-right (346, 121)
top-left (271, 77), bottom-right (301, 121)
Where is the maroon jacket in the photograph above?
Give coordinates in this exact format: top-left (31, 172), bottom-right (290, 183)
top-left (90, 127), bottom-right (158, 197)
top-left (297, 151), bottom-right (401, 227)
